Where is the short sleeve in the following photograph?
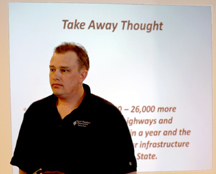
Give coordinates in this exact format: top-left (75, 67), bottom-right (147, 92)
top-left (106, 106), bottom-right (137, 173)
top-left (10, 104), bottom-right (42, 173)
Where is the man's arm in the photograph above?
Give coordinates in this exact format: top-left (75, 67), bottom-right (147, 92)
top-left (20, 168), bottom-right (136, 174)
top-left (19, 169), bottom-right (27, 174)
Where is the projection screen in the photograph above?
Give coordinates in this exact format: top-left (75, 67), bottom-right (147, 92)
top-left (9, 2), bottom-right (212, 174)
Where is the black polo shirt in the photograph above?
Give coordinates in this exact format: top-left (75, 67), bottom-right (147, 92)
top-left (11, 84), bottom-right (137, 174)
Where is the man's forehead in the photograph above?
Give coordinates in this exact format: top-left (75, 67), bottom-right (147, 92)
top-left (49, 55), bottom-right (79, 71)
top-left (53, 51), bottom-right (78, 57)
top-left (50, 51), bottom-right (78, 62)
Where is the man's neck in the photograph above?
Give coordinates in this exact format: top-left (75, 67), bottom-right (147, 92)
top-left (56, 86), bottom-right (86, 119)
top-left (58, 86), bottom-right (85, 104)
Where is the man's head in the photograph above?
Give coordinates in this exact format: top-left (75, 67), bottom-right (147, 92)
top-left (54, 42), bottom-right (89, 71)
top-left (49, 42), bottom-right (89, 99)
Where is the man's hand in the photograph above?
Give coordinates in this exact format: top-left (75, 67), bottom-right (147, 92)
top-left (19, 169), bottom-right (65, 174)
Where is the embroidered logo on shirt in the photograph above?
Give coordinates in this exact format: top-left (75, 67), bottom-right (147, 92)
top-left (73, 120), bottom-right (91, 127)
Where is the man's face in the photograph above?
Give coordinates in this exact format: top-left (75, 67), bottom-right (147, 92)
top-left (49, 51), bottom-right (85, 99)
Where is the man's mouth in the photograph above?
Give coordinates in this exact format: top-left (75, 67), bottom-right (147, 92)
top-left (52, 83), bottom-right (63, 87)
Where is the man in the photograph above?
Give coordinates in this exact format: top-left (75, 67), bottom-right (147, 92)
top-left (11, 42), bottom-right (137, 174)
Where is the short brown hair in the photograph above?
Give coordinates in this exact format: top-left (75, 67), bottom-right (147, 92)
top-left (54, 42), bottom-right (89, 71)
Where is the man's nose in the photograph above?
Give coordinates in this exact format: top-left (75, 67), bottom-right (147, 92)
top-left (53, 70), bottom-right (61, 80)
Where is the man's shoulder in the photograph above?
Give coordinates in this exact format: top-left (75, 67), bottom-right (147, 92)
top-left (91, 94), bottom-right (113, 106)
top-left (26, 94), bottom-right (56, 113)
top-left (90, 93), bottom-right (117, 110)
top-left (31, 94), bottom-right (56, 105)
top-left (88, 94), bottom-right (124, 120)
top-left (84, 84), bottom-right (116, 108)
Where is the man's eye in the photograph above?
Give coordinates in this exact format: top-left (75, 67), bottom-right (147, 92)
top-left (61, 69), bottom-right (68, 72)
top-left (50, 69), bottom-right (55, 72)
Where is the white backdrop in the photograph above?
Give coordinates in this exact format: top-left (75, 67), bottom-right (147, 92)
top-left (9, 3), bottom-right (212, 173)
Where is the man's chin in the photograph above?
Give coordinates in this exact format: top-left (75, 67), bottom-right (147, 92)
top-left (52, 90), bottom-right (63, 97)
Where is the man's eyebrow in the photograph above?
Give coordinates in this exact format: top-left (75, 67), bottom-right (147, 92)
top-left (60, 66), bottom-right (70, 69)
top-left (49, 65), bottom-right (70, 69)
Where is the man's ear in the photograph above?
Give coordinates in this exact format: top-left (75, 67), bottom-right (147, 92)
top-left (79, 69), bottom-right (88, 83)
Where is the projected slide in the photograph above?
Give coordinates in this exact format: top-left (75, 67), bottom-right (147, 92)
top-left (9, 3), bottom-right (212, 173)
